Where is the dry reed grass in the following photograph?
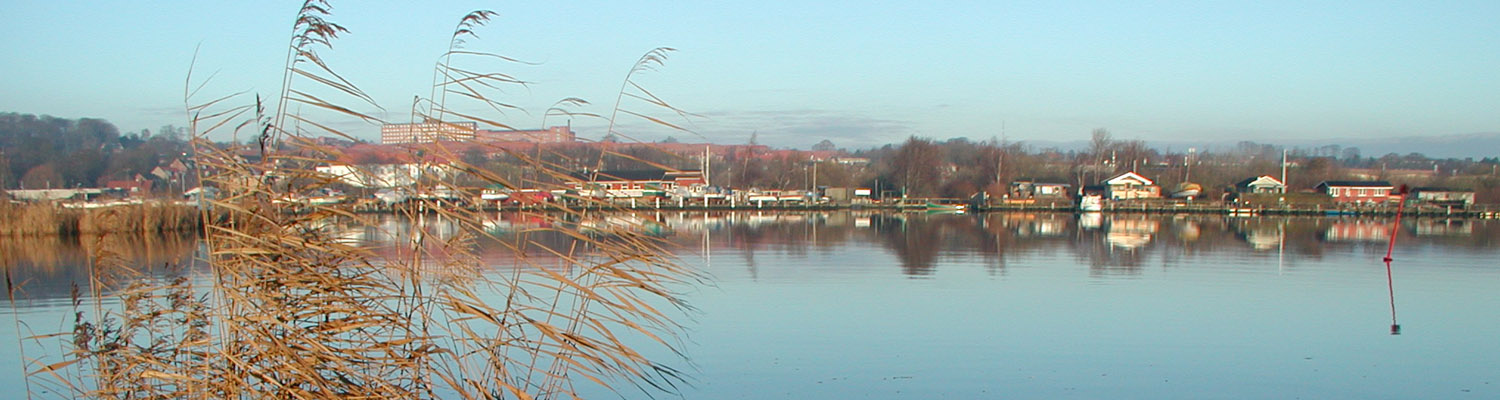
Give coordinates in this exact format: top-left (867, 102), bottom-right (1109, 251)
top-left (28, 2), bottom-right (703, 399)
top-left (0, 203), bottom-right (77, 236)
top-left (76, 204), bottom-right (201, 235)
top-left (0, 202), bottom-right (200, 237)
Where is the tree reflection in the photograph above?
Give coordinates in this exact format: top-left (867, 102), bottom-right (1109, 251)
top-left (875, 214), bottom-right (941, 276)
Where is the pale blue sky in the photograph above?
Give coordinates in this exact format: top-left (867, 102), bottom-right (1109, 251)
top-left (2, 1), bottom-right (1497, 149)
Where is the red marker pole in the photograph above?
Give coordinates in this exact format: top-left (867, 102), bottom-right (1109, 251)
top-left (1383, 185), bottom-right (1409, 335)
top-left (1384, 185), bottom-right (1410, 262)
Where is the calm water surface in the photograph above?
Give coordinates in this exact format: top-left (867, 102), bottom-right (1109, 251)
top-left (4, 212), bottom-right (1498, 398)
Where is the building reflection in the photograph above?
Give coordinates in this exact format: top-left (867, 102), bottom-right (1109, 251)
top-left (1414, 219), bottom-right (1471, 236)
top-left (1323, 220), bottom-right (1390, 242)
top-left (1105, 216), bottom-right (1159, 250)
top-left (1239, 224), bottom-right (1284, 251)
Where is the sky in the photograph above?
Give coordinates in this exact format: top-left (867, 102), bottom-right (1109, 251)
top-left (3, 0), bottom-right (1498, 150)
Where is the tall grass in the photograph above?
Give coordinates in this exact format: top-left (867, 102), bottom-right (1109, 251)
top-left (32, 2), bottom-right (701, 398)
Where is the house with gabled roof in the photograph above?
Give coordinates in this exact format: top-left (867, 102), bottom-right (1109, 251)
top-left (1316, 180), bottom-right (1394, 204)
top-left (1234, 175), bottom-right (1286, 194)
top-left (1100, 171), bottom-right (1160, 200)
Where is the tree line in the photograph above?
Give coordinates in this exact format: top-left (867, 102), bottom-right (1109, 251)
top-left (513, 129), bottom-right (1500, 203)
top-left (0, 112), bottom-right (189, 190)
top-left (5, 113), bottom-right (1499, 204)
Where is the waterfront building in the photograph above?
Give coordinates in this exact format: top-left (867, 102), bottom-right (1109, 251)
top-left (1100, 171), bottom-right (1161, 200)
top-left (1316, 180), bottom-right (1394, 204)
top-left (566, 170), bottom-right (705, 199)
top-left (315, 163), bottom-right (456, 188)
top-left (1410, 187), bottom-right (1475, 208)
top-left (1008, 178), bottom-right (1072, 199)
top-left (1233, 175), bottom-right (1287, 194)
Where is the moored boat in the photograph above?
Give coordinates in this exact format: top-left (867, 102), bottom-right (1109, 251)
top-left (1171, 182), bottom-right (1202, 199)
top-left (925, 201), bottom-right (967, 211)
top-left (1078, 195), bottom-right (1103, 212)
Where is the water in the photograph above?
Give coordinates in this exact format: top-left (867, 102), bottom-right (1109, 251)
top-left (3, 212), bottom-right (1498, 398)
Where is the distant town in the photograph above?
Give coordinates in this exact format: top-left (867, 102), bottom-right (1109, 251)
top-left (3, 113), bottom-right (1499, 213)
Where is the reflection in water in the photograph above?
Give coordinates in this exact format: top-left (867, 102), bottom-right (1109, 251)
top-left (7, 212), bottom-right (1498, 291)
top-left (1386, 256), bottom-right (1402, 335)
top-left (1325, 220), bottom-right (1390, 242)
top-left (1240, 223), bottom-right (1283, 250)
top-left (1415, 219), bottom-right (1472, 236)
top-left (1, 233), bottom-right (198, 303)
top-left (1105, 216), bottom-right (1159, 250)
top-left (5, 211), bottom-right (1500, 398)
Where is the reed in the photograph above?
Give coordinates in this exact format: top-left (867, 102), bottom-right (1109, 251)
top-left (76, 204), bottom-right (202, 235)
top-left (0, 203), bottom-right (201, 237)
top-left (31, 2), bottom-right (702, 399)
top-left (0, 202), bottom-right (72, 236)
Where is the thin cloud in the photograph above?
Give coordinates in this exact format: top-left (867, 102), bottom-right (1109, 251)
top-left (693, 109), bottom-right (916, 149)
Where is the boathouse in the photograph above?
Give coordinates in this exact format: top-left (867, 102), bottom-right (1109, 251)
top-left (1410, 187), bottom-right (1475, 208)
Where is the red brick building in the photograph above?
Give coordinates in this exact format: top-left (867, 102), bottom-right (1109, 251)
top-left (1316, 181), bottom-right (1394, 204)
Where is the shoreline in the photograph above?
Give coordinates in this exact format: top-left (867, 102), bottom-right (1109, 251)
top-left (2, 199), bottom-right (1494, 238)
top-left (342, 200), bottom-right (1500, 219)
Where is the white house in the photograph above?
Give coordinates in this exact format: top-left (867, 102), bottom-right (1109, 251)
top-left (1234, 175), bottom-right (1286, 194)
top-left (315, 163), bottom-right (456, 188)
top-left (1101, 171), bottom-right (1160, 200)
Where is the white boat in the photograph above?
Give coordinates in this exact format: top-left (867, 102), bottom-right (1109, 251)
top-left (1079, 195), bottom-right (1103, 212)
top-left (306, 195), bottom-right (345, 205)
top-left (1170, 182), bottom-right (1202, 199)
top-left (480, 189), bottom-right (510, 202)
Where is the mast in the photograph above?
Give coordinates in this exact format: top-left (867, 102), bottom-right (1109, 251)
top-left (1281, 148), bottom-right (1288, 191)
top-left (1185, 148), bottom-right (1195, 183)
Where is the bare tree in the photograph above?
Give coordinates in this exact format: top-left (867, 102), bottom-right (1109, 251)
top-left (1089, 128), bottom-right (1113, 162)
top-left (890, 136), bottom-right (944, 197)
top-left (1115, 140), bottom-right (1150, 173)
top-left (1086, 128), bottom-right (1114, 182)
top-left (812, 139), bottom-right (837, 152)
